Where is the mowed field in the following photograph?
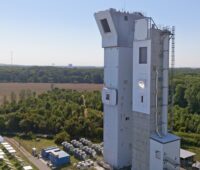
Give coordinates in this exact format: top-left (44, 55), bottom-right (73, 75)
top-left (0, 83), bottom-right (103, 104)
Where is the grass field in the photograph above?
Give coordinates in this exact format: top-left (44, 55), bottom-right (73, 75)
top-left (14, 137), bottom-right (55, 154)
top-left (0, 83), bottom-right (102, 104)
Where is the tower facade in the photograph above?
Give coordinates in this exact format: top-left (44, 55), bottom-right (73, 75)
top-left (132, 18), bottom-right (180, 170)
top-left (95, 9), bottom-right (144, 168)
top-left (95, 9), bottom-right (180, 170)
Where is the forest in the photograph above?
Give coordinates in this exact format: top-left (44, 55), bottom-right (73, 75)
top-left (0, 66), bottom-right (103, 83)
top-left (0, 88), bottom-right (103, 144)
top-left (172, 71), bottom-right (200, 133)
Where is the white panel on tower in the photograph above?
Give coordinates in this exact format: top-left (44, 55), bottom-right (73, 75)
top-left (134, 19), bottom-right (148, 40)
top-left (132, 40), bottom-right (151, 114)
top-left (102, 88), bottom-right (117, 105)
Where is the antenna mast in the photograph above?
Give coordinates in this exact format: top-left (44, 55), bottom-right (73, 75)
top-left (170, 26), bottom-right (175, 131)
top-left (122, 0), bottom-right (126, 11)
top-left (10, 51), bottom-right (13, 65)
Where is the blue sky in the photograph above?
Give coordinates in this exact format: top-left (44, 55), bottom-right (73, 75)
top-left (0, 0), bottom-right (199, 67)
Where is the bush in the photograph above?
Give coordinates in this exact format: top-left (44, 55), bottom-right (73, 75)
top-left (54, 131), bottom-right (70, 145)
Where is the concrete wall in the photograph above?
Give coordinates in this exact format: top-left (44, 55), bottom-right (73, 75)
top-left (132, 111), bottom-right (150, 170)
top-left (95, 9), bottom-right (146, 169)
top-left (132, 27), bottom-right (168, 170)
top-left (103, 47), bottom-right (133, 168)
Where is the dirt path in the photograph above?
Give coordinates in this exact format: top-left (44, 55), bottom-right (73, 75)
top-left (4, 137), bottom-right (50, 170)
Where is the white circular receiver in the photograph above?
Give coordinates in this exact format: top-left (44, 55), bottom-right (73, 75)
top-left (138, 80), bottom-right (145, 89)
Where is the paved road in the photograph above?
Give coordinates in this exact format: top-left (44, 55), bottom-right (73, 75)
top-left (5, 137), bottom-right (50, 170)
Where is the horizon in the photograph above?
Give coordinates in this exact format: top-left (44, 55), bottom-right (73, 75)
top-left (1, 63), bottom-right (200, 69)
top-left (0, 0), bottom-right (200, 67)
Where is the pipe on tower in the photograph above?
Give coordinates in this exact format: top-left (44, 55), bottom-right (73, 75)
top-left (162, 34), bottom-right (170, 136)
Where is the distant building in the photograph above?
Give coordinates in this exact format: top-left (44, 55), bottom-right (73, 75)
top-left (68, 64), bottom-right (73, 68)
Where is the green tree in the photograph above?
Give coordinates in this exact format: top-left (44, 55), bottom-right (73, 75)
top-left (54, 131), bottom-right (70, 145)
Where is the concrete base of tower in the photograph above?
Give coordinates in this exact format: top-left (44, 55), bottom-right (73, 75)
top-left (150, 133), bottom-right (180, 170)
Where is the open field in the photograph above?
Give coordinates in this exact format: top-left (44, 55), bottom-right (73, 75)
top-left (0, 83), bottom-right (103, 104)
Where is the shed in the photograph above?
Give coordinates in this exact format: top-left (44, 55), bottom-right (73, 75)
top-left (49, 150), bottom-right (70, 167)
top-left (180, 149), bottom-right (196, 169)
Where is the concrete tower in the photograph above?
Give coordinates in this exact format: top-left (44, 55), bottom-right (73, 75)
top-left (95, 9), bottom-right (180, 170)
top-left (95, 9), bottom-right (145, 169)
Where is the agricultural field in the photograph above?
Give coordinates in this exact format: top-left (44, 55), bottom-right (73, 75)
top-left (0, 83), bottom-right (103, 105)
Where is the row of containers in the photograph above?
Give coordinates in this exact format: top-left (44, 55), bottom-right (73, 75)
top-left (1, 142), bottom-right (16, 154)
top-left (41, 146), bottom-right (70, 167)
top-left (62, 138), bottom-right (103, 160)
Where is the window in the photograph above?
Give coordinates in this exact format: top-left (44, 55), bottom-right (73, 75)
top-left (125, 117), bottom-right (130, 120)
top-left (155, 150), bottom-right (161, 159)
top-left (106, 94), bottom-right (110, 100)
top-left (124, 16), bottom-right (128, 21)
top-left (100, 19), bottom-right (111, 33)
top-left (139, 47), bottom-right (147, 64)
top-left (141, 96), bottom-right (144, 103)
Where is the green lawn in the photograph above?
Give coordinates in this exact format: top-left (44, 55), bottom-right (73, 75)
top-left (14, 136), bottom-right (55, 154)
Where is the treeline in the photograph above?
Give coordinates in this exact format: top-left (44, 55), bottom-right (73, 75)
top-left (0, 66), bottom-right (103, 83)
top-left (0, 66), bottom-right (200, 84)
top-left (171, 71), bottom-right (200, 134)
top-left (0, 88), bottom-right (103, 142)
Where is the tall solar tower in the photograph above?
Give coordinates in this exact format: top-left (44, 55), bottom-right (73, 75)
top-left (95, 9), bottom-right (145, 168)
top-left (95, 9), bottom-right (180, 170)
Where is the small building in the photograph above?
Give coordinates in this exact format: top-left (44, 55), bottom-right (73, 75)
top-left (180, 149), bottom-right (196, 169)
top-left (49, 150), bottom-right (70, 167)
top-left (41, 146), bottom-right (59, 159)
